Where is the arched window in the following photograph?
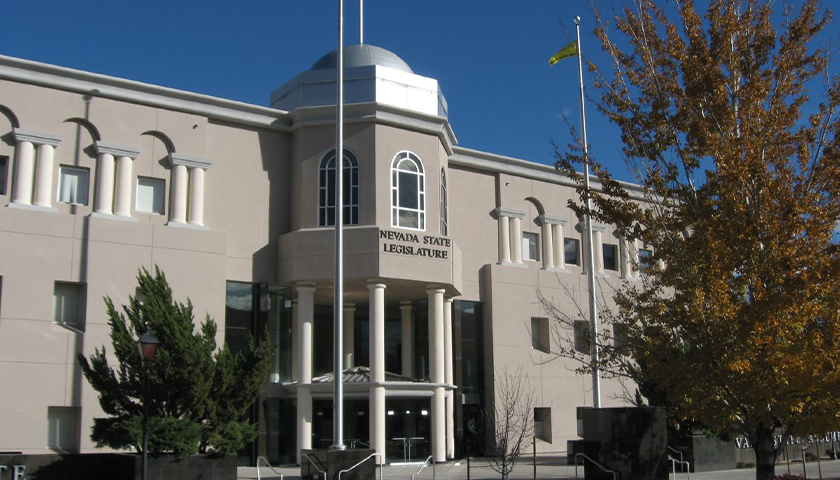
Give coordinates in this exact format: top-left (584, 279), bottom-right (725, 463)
top-left (440, 168), bottom-right (448, 236)
top-left (319, 149), bottom-right (359, 227)
top-left (390, 151), bottom-right (425, 230)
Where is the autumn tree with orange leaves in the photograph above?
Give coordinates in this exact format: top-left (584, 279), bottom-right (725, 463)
top-left (551, 1), bottom-right (840, 478)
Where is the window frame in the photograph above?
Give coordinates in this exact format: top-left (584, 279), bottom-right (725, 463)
top-left (603, 243), bottom-right (619, 271)
top-left (523, 232), bottom-right (539, 261)
top-left (318, 149), bottom-right (359, 227)
top-left (564, 238), bottom-right (580, 266)
top-left (47, 406), bottom-right (80, 453)
top-left (53, 282), bottom-right (86, 329)
top-left (531, 317), bottom-right (550, 354)
top-left (574, 320), bottom-right (590, 354)
top-left (57, 165), bottom-right (90, 206)
top-left (639, 248), bottom-right (653, 271)
top-left (0, 155), bottom-right (8, 196)
top-left (534, 407), bottom-right (553, 443)
top-left (135, 176), bottom-right (166, 215)
top-left (390, 151), bottom-right (425, 231)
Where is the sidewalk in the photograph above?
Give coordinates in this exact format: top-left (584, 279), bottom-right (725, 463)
top-left (238, 458), bottom-right (840, 480)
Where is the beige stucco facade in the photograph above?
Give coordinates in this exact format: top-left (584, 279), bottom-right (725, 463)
top-left (0, 47), bottom-right (639, 464)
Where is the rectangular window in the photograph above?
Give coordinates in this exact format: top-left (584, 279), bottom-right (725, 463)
top-left (603, 243), bottom-right (618, 271)
top-left (54, 282), bottom-right (85, 328)
top-left (0, 155), bottom-right (8, 195)
top-left (564, 238), bottom-right (580, 266)
top-left (531, 317), bottom-right (550, 353)
top-left (639, 248), bottom-right (653, 270)
top-left (574, 320), bottom-right (590, 354)
top-left (613, 323), bottom-right (628, 350)
top-left (522, 232), bottom-right (539, 261)
top-left (58, 166), bottom-right (89, 206)
top-left (534, 407), bottom-right (552, 443)
top-left (136, 177), bottom-right (165, 215)
top-left (47, 406), bottom-right (79, 452)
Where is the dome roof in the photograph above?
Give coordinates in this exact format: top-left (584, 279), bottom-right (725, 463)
top-left (310, 44), bottom-right (413, 74)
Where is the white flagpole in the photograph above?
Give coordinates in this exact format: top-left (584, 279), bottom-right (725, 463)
top-left (332, 0), bottom-right (347, 450)
top-left (359, 0), bottom-right (364, 44)
top-left (575, 15), bottom-right (602, 409)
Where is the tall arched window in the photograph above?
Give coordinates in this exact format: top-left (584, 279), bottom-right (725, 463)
top-left (319, 149), bottom-right (359, 226)
top-left (390, 151), bottom-right (425, 230)
top-left (440, 168), bottom-right (448, 236)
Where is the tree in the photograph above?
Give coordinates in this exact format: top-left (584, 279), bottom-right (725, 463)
top-left (551, 1), bottom-right (840, 479)
top-left (78, 267), bottom-right (272, 457)
top-left (474, 369), bottom-right (535, 480)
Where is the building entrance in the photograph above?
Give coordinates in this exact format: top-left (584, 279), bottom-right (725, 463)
top-left (386, 398), bottom-right (431, 463)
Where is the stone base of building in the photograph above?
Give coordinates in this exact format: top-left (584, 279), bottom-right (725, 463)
top-left (0, 453), bottom-right (236, 480)
top-left (301, 448), bottom-right (377, 480)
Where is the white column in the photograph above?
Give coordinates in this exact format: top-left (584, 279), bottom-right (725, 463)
top-left (32, 144), bottom-right (55, 208)
top-left (188, 167), bottom-right (205, 226)
top-left (553, 223), bottom-right (565, 269)
top-left (593, 228), bottom-right (604, 273)
top-left (343, 303), bottom-right (356, 369)
top-left (169, 164), bottom-right (188, 224)
top-left (368, 281), bottom-right (386, 463)
top-left (620, 236), bottom-right (632, 279)
top-left (11, 140), bottom-right (34, 205)
top-left (94, 152), bottom-right (115, 214)
top-left (427, 287), bottom-right (446, 462)
top-left (296, 283), bottom-right (315, 463)
top-left (400, 301), bottom-right (413, 378)
top-left (114, 156), bottom-right (134, 217)
top-left (510, 216), bottom-right (523, 264)
top-left (540, 216), bottom-right (554, 269)
top-left (497, 214), bottom-right (511, 264)
top-left (443, 297), bottom-right (455, 459)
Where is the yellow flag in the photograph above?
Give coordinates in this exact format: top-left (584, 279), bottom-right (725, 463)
top-left (549, 40), bottom-right (578, 66)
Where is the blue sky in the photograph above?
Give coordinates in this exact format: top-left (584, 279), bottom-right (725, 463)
top-left (0, 0), bottom-right (831, 185)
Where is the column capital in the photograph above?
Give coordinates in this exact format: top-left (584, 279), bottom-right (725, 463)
top-left (495, 207), bottom-right (525, 219)
top-left (591, 223), bottom-right (608, 232)
top-left (170, 152), bottom-right (213, 170)
top-left (296, 282), bottom-right (316, 292)
top-left (443, 297), bottom-right (454, 304)
top-left (539, 214), bottom-right (568, 226)
top-left (367, 279), bottom-right (387, 289)
top-left (95, 141), bottom-right (140, 159)
top-left (13, 128), bottom-right (61, 147)
top-left (343, 303), bottom-right (356, 309)
top-left (426, 286), bottom-right (446, 295)
top-left (399, 301), bottom-right (413, 310)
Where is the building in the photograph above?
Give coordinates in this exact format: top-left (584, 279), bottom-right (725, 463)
top-left (0, 44), bottom-right (639, 465)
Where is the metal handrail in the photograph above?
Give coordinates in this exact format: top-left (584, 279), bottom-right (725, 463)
top-left (667, 446), bottom-right (685, 471)
top-left (337, 453), bottom-right (384, 480)
top-left (668, 455), bottom-right (691, 480)
top-left (574, 453), bottom-right (618, 480)
top-left (351, 439), bottom-right (370, 448)
top-left (411, 456), bottom-right (435, 480)
top-left (257, 456), bottom-right (284, 480)
top-left (301, 453), bottom-right (327, 480)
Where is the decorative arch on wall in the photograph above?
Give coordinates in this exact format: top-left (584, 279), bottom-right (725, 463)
top-left (64, 117), bottom-right (101, 143)
top-left (0, 105), bottom-right (20, 146)
top-left (525, 196), bottom-right (545, 217)
top-left (140, 130), bottom-right (176, 155)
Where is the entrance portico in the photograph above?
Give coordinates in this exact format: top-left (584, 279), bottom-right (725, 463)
top-left (290, 277), bottom-right (458, 464)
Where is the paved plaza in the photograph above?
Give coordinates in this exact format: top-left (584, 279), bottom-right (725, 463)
top-left (238, 457), bottom-right (840, 480)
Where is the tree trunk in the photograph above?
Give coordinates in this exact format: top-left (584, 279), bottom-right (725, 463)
top-left (753, 427), bottom-right (777, 480)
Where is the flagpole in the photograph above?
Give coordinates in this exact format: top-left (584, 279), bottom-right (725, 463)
top-left (359, 0), bottom-right (364, 44)
top-left (575, 15), bottom-right (602, 409)
top-left (332, 0), bottom-right (347, 451)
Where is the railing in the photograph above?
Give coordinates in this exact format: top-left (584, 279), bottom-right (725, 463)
top-left (256, 456), bottom-right (284, 480)
top-left (411, 456), bottom-right (435, 480)
top-left (337, 453), bottom-right (383, 480)
top-left (667, 446), bottom-right (685, 472)
top-left (667, 455), bottom-right (691, 480)
top-left (301, 453), bottom-right (327, 480)
top-left (574, 453), bottom-right (618, 480)
top-left (350, 439), bottom-right (370, 449)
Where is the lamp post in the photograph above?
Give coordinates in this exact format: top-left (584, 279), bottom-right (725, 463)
top-left (137, 326), bottom-right (161, 480)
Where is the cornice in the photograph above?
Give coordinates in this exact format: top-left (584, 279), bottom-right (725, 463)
top-left (94, 141), bottom-right (140, 159)
top-left (13, 128), bottom-right (61, 147)
top-left (170, 152), bottom-right (212, 169)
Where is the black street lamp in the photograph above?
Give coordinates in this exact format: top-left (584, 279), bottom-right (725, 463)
top-left (137, 326), bottom-right (161, 480)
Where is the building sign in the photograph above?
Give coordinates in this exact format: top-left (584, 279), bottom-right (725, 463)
top-left (735, 431), bottom-right (840, 449)
top-left (380, 229), bottom-right (450, 260)
top-left (0, 465), bottom-right (25, 480)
